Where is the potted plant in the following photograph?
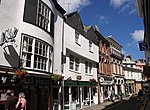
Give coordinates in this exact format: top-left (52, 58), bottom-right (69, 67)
top-left (89, 78), bottom-right (96, 82)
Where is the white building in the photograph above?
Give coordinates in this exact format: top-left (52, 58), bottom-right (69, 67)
top-left (62, 12), bottom-right (99, 109)
top-left (123, 55), bottom-right (143, 95)
top-left (0, 0), bottom-right (65, 109)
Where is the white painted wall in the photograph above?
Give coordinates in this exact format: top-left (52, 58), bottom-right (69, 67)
top-left (0, 0), bottom-right (64, 75)
top-left (63, 23), bottom-right (99, 81)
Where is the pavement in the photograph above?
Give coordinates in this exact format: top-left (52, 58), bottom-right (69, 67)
top-left (79, 95), bottom-right (150, 110)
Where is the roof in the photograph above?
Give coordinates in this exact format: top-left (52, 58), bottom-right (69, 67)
top-left (106, 36), bottom-right (122, 48)
top-left (52, 0), bottom-right (66, 14)
top-left (65, 12), bottom-right (98, 46)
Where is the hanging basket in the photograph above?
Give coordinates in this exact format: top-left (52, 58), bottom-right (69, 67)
top-left (50, 74), bottom-right (64, 81)
top-left (13, 68), bottom-right (29, 80)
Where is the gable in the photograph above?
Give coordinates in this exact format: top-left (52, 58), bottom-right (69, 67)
top-left (65, 12), bottom-right (84, 34)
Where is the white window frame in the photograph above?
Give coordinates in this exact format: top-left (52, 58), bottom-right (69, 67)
top-left (69, 55), bottom-right (74, 70)
top-left (75, 31), bottom-right (80, 45)
top-left (89, 41), bottom-right (93, 52)
top-left (85, 61), bottom-right (88, 73)
top-left (21, 34), bottom-right (53, 73)
top-left (85, 61), bottom-right (93, 75)
top-left (37, 1), bottom-right (51, 31)
top-left (69, 55), bottom-right (80, 72)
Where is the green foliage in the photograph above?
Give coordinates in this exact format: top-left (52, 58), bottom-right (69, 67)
top-left (50, 74), bottom-right (64, 81)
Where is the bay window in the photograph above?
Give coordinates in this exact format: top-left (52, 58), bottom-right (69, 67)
top-left (21, 34), bottom-right (53, 73)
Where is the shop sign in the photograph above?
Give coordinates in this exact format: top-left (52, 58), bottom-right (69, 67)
top-left (35, 78), bottom-right (50, 85)
top-left (21, 77), bottom-right (50, 85)
top-left (126, 80), bottom-right (135, 84)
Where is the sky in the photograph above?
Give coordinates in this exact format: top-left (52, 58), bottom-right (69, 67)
top-left (58, 0), bottom-right (145, 61)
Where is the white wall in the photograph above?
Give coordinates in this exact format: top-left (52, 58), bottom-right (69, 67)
top-left (0, 0), bottom-right (64, 75)
top-left (63, 23), bottom-right (99, 81)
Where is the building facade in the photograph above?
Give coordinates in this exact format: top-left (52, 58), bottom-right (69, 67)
top-left (94, 29), bottom-right (112, 103)
top-left (106, 36), bottom-right (125, 96)
top-left (123, 55), bottom-right (143, 95)
top-left (63, 12), bottom-right (99, 109)
top-left (0, 0), bottom-right (65, 110)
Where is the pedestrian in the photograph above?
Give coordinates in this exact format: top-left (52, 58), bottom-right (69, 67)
top-left (110, 89), bottom-right (115, 102)
top-left (118, 90), bottom-right (122, 100)
top-left (138, 89), bottom-right (143, 101)
top-left (5, 90), bottom-right (18, 110)
top-left (107, 89), bottom-right (111, 101)
top-left (15, 92), bottom-right (26, 110)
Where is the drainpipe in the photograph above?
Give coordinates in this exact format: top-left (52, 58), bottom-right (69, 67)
top-left (61, 16), bottom-right (65, 110)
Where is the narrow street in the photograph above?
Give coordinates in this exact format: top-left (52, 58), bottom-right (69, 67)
top-left (104, 96), bottom-right (143, 110)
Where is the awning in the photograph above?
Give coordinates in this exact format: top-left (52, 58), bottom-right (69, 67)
top-left (64, 81), bottom-right (97, 86)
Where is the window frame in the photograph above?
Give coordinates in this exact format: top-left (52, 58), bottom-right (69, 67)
top-left (69, 55), bottom-right (80, 72)
top-left (21, 34), bottom-right (53, 73)
top-left (75, 31), bottom-right (80, 45)
top-left (89, 41), bottom-right (93, 52)
top-left (85, 61), bottom-right (93, 75)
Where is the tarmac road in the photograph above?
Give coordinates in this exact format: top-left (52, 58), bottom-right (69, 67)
top-left (104, 96), bottom-right (143, 110)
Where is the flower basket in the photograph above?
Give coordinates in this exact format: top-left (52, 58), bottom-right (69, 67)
top-left (13, 68), bottom-right (29, 80)
top-left (89, 78), bottom-right (96, 82)
top-left (50, 74), bottom-right (64, 81)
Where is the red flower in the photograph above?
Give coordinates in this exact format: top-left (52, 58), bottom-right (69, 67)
top-left (14, 69), bottom-right (28, 79)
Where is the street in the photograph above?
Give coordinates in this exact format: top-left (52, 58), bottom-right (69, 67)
top-left (104, 96), bottom-right (143, 110)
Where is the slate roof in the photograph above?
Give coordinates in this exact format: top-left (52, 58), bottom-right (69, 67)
top-left (65, 11), bottom-right (98, 45)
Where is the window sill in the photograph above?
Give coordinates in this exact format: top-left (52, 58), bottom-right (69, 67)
top-left (69, 69), bottom-right (81, 74)
top-left (75, 42), bottom-right (81, 46)
top-left (89, 50), bottom-right (93, 53)
top-left (85, 73), bottom-right (93, 76)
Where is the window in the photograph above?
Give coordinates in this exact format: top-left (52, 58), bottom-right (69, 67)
top-left (21, 35), bottom-right (53, 72)
top-left (69, 55), bottom-right (74, 70)
top-left (75, 31), bottom-right (80, 44)
top-left (37, 1), bottom-right (50, 30)
top-left (85, 61), bottom-right (88, 73)
top-left (69, 55), bottom-right (80, 72)
top-left (75, 58), bottom-right (79, 71)
top-left (85, 61), bottom-right (93, 74)
top-left (89, 62), bottom-right (92, 74)
top-left (24, 0), bottom-right (54, 34)
top-left (89, 41), bottom-right (93, 52)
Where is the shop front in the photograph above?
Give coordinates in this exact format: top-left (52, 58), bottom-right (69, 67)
top-left (0, 74), bottom-right (52, 110)
top-left (125, 80), bottom-right (136, 95)
top-left (99, 76), bottom-right (113, 103)
top-left (64, 81), bottom-right (97, 110)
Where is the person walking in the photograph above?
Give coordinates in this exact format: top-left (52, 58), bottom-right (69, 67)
top-left (5, 90), bottom-right (18, 110)
top-left (110, 89), bottom-right (115, 102)
top-left (107, 89), bottom-right (111, 101)
top-left (138, 89), bottom-right (143, 101)
top-left (118, 90), bottom-right (122, 100)
top-left (15, 92), bottom-right (26, 110)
